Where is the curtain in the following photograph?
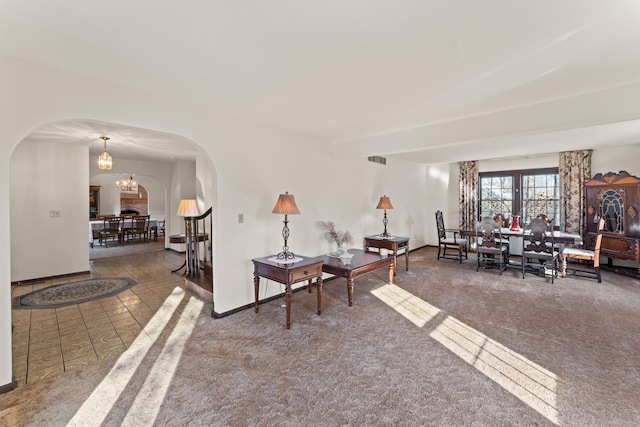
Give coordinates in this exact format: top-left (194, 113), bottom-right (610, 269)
top-left (559, 150), bottom-right (592, 237)
top-left (459, 161), bottom-right (478, 231)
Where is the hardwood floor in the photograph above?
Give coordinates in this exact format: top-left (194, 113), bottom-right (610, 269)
top-left (10, 247), bottom-right (211, 387)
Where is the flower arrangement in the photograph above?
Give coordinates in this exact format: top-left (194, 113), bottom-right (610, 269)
top-left (316, 220), bottom-right (354, 248)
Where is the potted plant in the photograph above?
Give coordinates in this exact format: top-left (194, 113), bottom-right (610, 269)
top-left (316, 220), bottom-right (354, 255)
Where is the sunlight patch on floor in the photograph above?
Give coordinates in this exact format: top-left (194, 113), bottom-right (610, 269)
top-left (372, 284), bottom-right (559, 425)
top-left (370, 284), bottom-right (441, 327)
top-left (121, 296), bottom-right (203, 425)
top-left (68, 286), bottom-right (187, 426)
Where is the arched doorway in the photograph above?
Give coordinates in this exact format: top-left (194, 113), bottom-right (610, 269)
top-left (9, 118), bottom-right (218, 387)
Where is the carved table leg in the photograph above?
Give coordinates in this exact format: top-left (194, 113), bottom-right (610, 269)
top-left (392, 251), bottom-right (398, 276)
top-left (347, 277), bottom-right (354, 307)
top-left (285, 283), bottom-right (292, 329)
top-left (388, 264), bottom-right (394, 285)
top-left (254, 275), bottom-right (260, 313)
top-left (405, 245), bottom-right (410, 271)
top-left (316, 277), bottom-right (323, 315)
top-left (561, 254), bottom-right (567, 277)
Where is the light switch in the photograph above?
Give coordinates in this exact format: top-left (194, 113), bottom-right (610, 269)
top-left (238, 213), bottom-right (244, 224)
top-left (50, 210), bottom-right (61, 217)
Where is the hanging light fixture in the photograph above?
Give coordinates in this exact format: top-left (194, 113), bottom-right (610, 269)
top-left (98, 136), bottom-right (113, 170)
top-left (116, 175), bottom-right (138, 194)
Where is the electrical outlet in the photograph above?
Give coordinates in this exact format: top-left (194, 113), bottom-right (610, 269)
top-left (50, 210), bottom-right (61, 218)
top-left (238, 213), bottom-right (244, 224)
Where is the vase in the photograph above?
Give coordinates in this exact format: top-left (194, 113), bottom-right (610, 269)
top-left (510, 215), bottom-right (520, 231)
top-left (336, 242), bottom-right (346, 255)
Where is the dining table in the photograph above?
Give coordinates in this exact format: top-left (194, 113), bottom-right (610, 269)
top-left (89, 218), bottom-right (159, 247)
top-left (461, 226), bottom-right (583, 269)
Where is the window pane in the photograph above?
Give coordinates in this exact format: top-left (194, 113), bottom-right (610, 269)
top-left (522, 173), bottom-right (559, 226)
top-left (479, 175), bottom-right (513, 219)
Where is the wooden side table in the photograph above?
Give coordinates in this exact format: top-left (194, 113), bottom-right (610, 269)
top-left (364, 235), bottom-right (410, 275)
top-left (252, 255), bottom-right (324, 329)
top-left (320, 249), bottom-right (394, 307)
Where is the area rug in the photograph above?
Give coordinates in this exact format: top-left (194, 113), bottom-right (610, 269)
top-left (14, 278), bottom-right (135, 309)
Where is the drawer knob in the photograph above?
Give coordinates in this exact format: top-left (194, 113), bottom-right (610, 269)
top-left (304, 270), bottom-right (309, 275)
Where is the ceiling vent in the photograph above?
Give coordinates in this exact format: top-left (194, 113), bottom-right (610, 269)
top-left (368, 156), bottom-right (387, 165)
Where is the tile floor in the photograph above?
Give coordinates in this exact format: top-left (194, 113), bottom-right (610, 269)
top-left (10, 249), bottom-right (211, 386)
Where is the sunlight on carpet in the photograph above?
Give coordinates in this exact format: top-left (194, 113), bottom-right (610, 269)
top-left (371, 283), bottom-right (441, 327)
top-left (68, 287), bottom-right (202, 426)
top-left (371, 284), bottom-right (559, 425)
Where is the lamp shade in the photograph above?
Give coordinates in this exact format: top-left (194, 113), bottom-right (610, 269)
top-left (177, 199), bottom-right (200, 217)
top-left (376, 195), bottom-right (394, 210)
top-left (272, 192), bottom-right (300, 215)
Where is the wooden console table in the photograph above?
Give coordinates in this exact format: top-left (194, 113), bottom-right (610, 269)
top-left (364, 235), bottom-right (409, 275)
top-left (252, 255), bottom-right (324, 329)
top-left (319, 249), bottom-right (394, 307)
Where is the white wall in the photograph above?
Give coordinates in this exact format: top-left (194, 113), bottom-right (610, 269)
top-left (10, 140), bottom-right (89, 282)
top-left (478, 154), bottom-right (559, 173)
top-left (211, 124), bottom-right (428, 312)
top-left (591, 144), bottom-right (640, 177)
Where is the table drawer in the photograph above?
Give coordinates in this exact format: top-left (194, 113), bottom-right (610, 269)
top-left (289, 264), bottom-right (322, 283)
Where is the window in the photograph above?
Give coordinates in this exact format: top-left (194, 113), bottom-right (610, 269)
top-left (479, 168), bottom-right (559, 227)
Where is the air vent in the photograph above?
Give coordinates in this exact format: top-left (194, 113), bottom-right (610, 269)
top-left (368, 156), bottom-right (387, 165)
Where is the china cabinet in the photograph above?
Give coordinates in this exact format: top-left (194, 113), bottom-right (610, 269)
top-left (584, 171), bottom-right (640, 265)
top-left (89, 186), bottom-right (100, 219)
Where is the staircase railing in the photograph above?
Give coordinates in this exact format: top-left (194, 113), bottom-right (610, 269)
top-left (184, 207), bottom-right (212, 277)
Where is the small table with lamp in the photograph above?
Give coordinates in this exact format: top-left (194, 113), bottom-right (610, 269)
top-left (364, 235), bottom-right (410, 275)
top-left (252, 255), bottom-right (324, 329)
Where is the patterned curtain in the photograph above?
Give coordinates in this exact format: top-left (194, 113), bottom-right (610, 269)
top-left (559, 150), bottom-right (592, 237)
top-left (459, 161), bottom-right (478, 231)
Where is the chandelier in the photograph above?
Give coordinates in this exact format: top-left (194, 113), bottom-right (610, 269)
top-left (116, 175), bottom-right (138, 194)
top-left (98, 136), bottom-right (113, 170)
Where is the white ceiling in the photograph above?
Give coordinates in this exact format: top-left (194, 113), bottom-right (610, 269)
top-left (2, 1), bottom-right (640, 163)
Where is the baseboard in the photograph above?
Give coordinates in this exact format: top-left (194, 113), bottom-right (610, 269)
top-left (0, 377), bottom-right (17, 394)
top-left (210, 275), bottom-right (340, 319)
top-left (11, 271), bottom-right (91, 286)
top-left (210, 246), bottom-right (430, 319)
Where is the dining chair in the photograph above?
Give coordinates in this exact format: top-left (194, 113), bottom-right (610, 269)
top-left (561, 218), bottom-right (605, 282)
top-left (126, 215), bottom-right (149, 242)
top-left (435, 210), bottom-right (468, 263)
top-left (476, 217), bottom-right (509, 274)
top-left (99, 217), bottom-right (123, 247)
top-left (522, 217), bottom-right (558, 283)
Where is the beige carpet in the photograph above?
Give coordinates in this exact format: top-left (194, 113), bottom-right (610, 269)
top-left (1, 247), bottom-right (639, 426)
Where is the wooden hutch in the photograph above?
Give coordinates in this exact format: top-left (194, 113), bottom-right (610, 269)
top-left (89, 186), bottom-right (100, 219)
top-left (585, 171), bottom-right (640, 267)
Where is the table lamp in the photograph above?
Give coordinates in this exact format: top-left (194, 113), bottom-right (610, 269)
top-left (272, 192), bottom-right (300, 260)
top-left (176, 199), bottom-right (201, 276)
top-left (376, 195), bottom-right (393, 238)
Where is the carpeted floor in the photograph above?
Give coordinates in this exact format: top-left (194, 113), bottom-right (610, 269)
top-left (89, 239), bottom-right (166, 260)
top-left (1, 246), bottom-right (639, 426)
